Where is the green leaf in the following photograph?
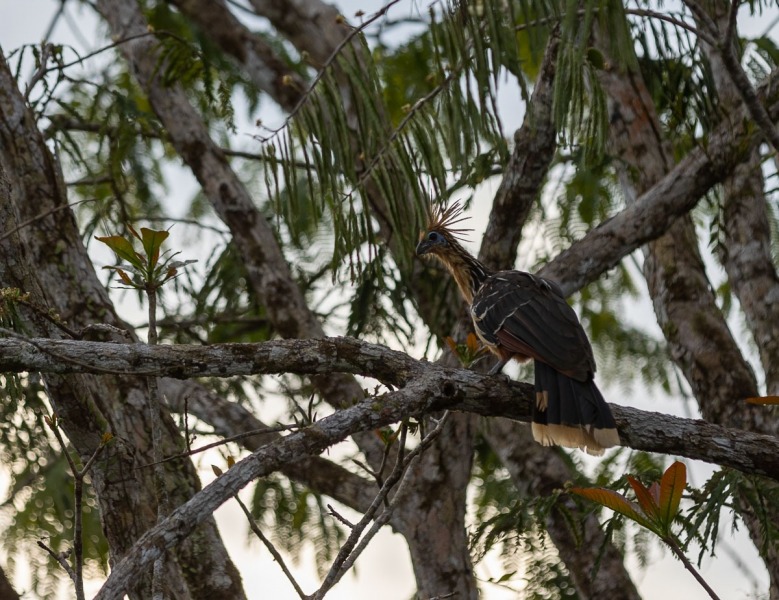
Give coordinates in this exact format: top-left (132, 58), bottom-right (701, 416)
top-left (140, 228), bottom-right (170, 268)
top-left (658, 461), bottom-right (686, 530)
top-left (570, 486), bottom-right (652, 529)
top-left (95, 235), bottom-right (141, 268)
top-left (586, 47), bottom-right (605, 70)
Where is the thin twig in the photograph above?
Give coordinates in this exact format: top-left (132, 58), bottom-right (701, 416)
top-left (15, 298), bottom-right (81, 340)
top-left (37, 541), bottom-right (76, 581)
top-left (46, 418), bottom-right (108, 600)
top-left (135, 422), bottom-right (302, 469)
top-left (41, 31), bottom-right (188, 76)
top-left (512, 8), bottom-right (716, 46)
top-left (625, 8), bottom-right (716, 46)
top-left (348, 70), bottom-right (457, 194)
top-left (666, 537), bottom-right (722, 600)
top-left (327, 504), bottom-right (355, 528)
top-left (310, 413), bottom-right (450, 600)
top-left (144, 283), bottom-right (168, 600)
top-left (0, 198), bottom-right (97, 243)
top-left (235, 493), bottom-right (307, 599)
top-left (24, 43), bottom-right (53, 101)
top-left (256, 0), bottom-right (406, 142)
top-left (42, 1), bottom-right (67, 44)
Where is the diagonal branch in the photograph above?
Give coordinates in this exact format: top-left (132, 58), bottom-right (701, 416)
top-left (684, 0), bottom-right (779, 154)
top-left (159, 379), bottom-right (381, 514)
top-left (93, 0), bottom-right (389, 473)
top-left (539, 64), bottom-right (779, 295)
top-left (166, 0), bottom-right (306, 112)
top-left (478, 30), bottom-right (559, 271)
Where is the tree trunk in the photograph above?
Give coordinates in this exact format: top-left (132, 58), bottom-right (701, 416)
top-left (0, 49), bottom-right (245, 599)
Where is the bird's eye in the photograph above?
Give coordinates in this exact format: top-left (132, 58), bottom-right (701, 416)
top-left (427, 231), bottom-right (441, 242)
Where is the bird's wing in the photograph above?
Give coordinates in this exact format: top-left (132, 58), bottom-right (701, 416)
top-left (471, 271), bottom-right (595, 381)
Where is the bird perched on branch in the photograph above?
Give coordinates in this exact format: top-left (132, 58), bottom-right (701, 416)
top-left (416, 203), bottom-right (620, 455)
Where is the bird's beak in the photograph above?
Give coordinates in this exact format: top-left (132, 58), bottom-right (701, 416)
top-left (416, 239), bottom-right (433, 256)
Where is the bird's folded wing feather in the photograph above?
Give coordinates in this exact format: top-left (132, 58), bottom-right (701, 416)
top-left (471, 271), bottom-right (595, 381)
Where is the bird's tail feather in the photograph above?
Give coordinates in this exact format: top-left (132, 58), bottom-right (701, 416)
top-left (531, 361), bottom-right (620, 455)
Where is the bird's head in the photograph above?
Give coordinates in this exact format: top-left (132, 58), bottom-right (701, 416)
top-left (416, 228), bottom-right (452, 257)
top-left (416, 202), bottom-right (471, 260)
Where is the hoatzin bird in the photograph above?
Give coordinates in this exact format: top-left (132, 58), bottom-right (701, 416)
top-left (416, 204), bottom-right (620, 455)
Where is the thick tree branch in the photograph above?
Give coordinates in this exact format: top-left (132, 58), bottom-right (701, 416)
top-left (159, 379), bottom-right (382, 514)
top-left (3, 336), bottom-right (779, 480)
top-left (479, 31), bottom-right (559, 271)
top-left (539, 65), bottom-right (779, 296)
top-left (166, 0), bottom-right (307, 112)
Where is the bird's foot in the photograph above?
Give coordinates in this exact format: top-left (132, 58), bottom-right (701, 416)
top-left (488, 358), bottom-right (509, 376)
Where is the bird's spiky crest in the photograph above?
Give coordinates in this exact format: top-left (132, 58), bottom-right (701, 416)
top-left (425, 201), bottom-right (473, 241)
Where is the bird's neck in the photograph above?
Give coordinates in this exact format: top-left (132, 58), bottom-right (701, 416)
top-left (439, 243), bottom-right (491, 305)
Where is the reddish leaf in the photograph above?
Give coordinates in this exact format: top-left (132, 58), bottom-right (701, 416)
top-left (115, 268), bottom-right (134, 286)
top-left (95, 235), bottom-right (140, 267)
top-left (140, 228), bottom-right (169, 267)
top-left (648, 481), bottom-right (661, 506)
top-left (570, 487), bottom-right (653, 529)
top-left (466, 332), bottom-right (481, 354)
top-left (445, 336), bottom-right (458, 353)
top-left (627, 475), bottom-right (660, 522)
top-left (127, 224), bottom-right (142, 241)
top-left (746, 396), bottom-right (779, 405)
top-left (211, 465), bottom-right (223, 477)
top-left (658, 461), bottom-right (686, 529)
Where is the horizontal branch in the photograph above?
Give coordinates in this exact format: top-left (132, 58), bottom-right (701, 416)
top-left (3, 336), bottom-right (779, 481)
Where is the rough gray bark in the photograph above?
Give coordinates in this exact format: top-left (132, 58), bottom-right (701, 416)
top-left (480, 32), bottom-right (559, 272)
top-left (0, 49), bottom-right (244, 600)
